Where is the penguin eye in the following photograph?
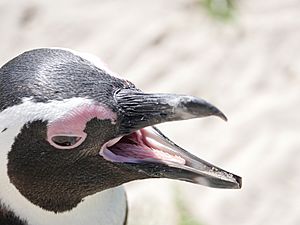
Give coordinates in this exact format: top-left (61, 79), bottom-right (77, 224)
top-left (49, 134), bottom-right (86, 149)
top-left (52, 136), bottom-right (81, 146)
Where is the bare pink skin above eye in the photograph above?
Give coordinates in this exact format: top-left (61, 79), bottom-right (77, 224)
top-left (47, 104), bottom-right (117, 149)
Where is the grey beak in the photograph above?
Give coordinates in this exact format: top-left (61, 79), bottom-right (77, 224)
top-left (114, 89), bottom-right (241, 189)
top-left (115, 89), bottom-right (227, 135)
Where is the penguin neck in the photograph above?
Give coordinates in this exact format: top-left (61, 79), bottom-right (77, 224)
top-left (0, 187), bottom-right (128, 225)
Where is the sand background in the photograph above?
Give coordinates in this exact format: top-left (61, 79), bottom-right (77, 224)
top-left (0, 0), bottom-right (299, 224)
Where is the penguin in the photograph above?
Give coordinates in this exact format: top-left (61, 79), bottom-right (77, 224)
top-left (0, 48), bottom-right (241, 225)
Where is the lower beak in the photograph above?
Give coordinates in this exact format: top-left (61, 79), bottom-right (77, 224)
top-left (106, 89), bottom-right (242, 189)
top-left (139, 127), bottom-right (241, 189)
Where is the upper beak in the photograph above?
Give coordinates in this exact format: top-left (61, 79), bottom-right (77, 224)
top-left (115, 89), bottom-right (227, 134)
top-left (112, 89), bottom-right (242, 189)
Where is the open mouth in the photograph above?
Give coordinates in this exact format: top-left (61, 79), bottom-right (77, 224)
top-left (100, 126), bottom-right (242, 189)
top-left (105, 88), bottom-right (242, 189)
top-left (100, 127), bottom-right (186, 165)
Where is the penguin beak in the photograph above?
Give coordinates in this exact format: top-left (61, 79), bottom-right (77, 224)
top-left (100, 89), bottom-right (242, 189)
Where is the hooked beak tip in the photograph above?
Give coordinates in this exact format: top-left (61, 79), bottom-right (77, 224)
top-left (217, 111), bottom-right (228, 122)
top-left (176, 96), bottom-right (228, 122)
top-left (200, 99), bottom-right (228, 122)
top-left (237, 176), bottom-right (242, 188)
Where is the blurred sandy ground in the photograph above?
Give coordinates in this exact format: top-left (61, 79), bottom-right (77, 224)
top-left (1, 0), bottom-right (300, 224)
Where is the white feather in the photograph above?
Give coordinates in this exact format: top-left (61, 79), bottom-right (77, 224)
top-left (0, 99), bottom-right (127, 225)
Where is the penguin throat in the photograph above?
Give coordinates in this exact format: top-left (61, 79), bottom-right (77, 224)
top-left (100, 128), bottom-right (186, 165)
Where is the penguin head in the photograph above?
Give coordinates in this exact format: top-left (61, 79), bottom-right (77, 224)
top-left (0, 48), bottom-right (241, 213)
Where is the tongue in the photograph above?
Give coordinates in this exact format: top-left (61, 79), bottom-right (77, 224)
top-left (108, 141), bottom-right (185, 164)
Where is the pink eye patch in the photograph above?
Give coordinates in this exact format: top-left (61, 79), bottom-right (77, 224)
top-left (47, 104), bottom-right (117, 149)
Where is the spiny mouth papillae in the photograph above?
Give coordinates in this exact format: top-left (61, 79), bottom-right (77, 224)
top-left (100, 127), bottom-right (241, 189)
top-left (101, 127), bottom-right (185, 165)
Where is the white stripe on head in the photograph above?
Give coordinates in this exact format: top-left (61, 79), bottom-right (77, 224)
top-left (0, 97), bottom-right (94, 129)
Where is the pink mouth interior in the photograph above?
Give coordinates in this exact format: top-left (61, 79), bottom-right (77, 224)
top-left (101, 128), bottom-right (185, 165)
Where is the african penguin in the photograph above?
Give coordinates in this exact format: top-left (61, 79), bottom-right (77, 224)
top-left (0, 48), bottom-right (241, 225)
